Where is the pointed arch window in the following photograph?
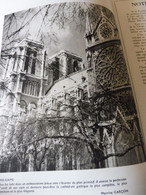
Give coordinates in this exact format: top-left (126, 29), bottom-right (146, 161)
top-left (31, 51), bottom-right (37, 74)
top-left (24, 48), bottom-right (37, 75)
top-left (73, 60), bottom-right (79, 72)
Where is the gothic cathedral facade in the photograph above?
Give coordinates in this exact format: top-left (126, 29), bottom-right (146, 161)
top-left (0, 7), bottom-right (145, 172)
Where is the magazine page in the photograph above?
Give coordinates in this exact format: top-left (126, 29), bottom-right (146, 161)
top-left (113, 0), bottom-right (146, 144)
top-left (0, 0), bottom-right (145, 195)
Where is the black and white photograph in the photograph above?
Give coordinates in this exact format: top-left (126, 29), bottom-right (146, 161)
top-left (0, 2), bottom-right (145, 172)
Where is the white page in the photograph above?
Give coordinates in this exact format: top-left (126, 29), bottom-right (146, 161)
top-left (113, 0), bottom-right (146, 146)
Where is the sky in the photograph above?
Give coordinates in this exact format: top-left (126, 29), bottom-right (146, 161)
top-left (2, 3), bottom-right (87, 62)
top-left (0, 2), bottom-right (117, 79)
top-left (41, 22), bottom-right (87, 61)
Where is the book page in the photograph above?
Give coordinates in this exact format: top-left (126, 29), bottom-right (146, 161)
top-left (113, 0), bottom-right (146, 145)
top-left (0, 0), bottom-right (145, 195)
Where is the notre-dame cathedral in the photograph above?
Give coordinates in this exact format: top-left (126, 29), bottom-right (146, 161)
top-left (0, 8), bottom-right (145, 172)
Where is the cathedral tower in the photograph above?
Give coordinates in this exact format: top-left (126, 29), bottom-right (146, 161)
top-left (0, 39), bottom-right (46, 117)
top-left (85, 7), bottom-right (145, 167)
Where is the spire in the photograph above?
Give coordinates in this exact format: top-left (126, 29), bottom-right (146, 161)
top-left (85, 12), bottom-right (92, 36)
top-left (100, 6), bottom-right (104, 17)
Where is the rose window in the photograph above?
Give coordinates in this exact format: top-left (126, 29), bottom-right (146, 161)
top-left (95, 46), bottom-right (129, 88)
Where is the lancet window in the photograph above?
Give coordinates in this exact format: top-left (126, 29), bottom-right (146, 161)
top-left (22, 80), bottom-right (40, 97)
top-left (24, 47), bottom-right (37, 75)
top-left (73, 60), bottom-right (79, 72)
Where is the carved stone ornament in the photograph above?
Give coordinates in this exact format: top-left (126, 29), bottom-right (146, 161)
top-left (95, 45), bottom-right (129, 88)
top-left (98, 23), bottom-right (113, 39)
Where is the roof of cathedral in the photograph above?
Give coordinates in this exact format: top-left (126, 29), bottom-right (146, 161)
top-left (49, 50), bottom-right (82, 60)
top-left (19, 38), bottom-right (44, 48)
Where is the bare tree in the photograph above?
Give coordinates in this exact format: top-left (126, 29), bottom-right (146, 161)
top-left (0, 89), bottom-right (144, 171)
top-left (0, 2), bottom-right (145, 172)
top-left (0, 3), bottom-right (115, 60)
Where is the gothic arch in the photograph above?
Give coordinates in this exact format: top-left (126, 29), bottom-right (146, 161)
top-left (6, 93), bottom-right (15, 110)
top-left (29, 102), bottom-right (37, 109)
top-left (73, 60), bottom-right (79, 72)
top-left (28, 102), bottom-right (37, 116)
top-left (20, 100), bottom-right (27, 113)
